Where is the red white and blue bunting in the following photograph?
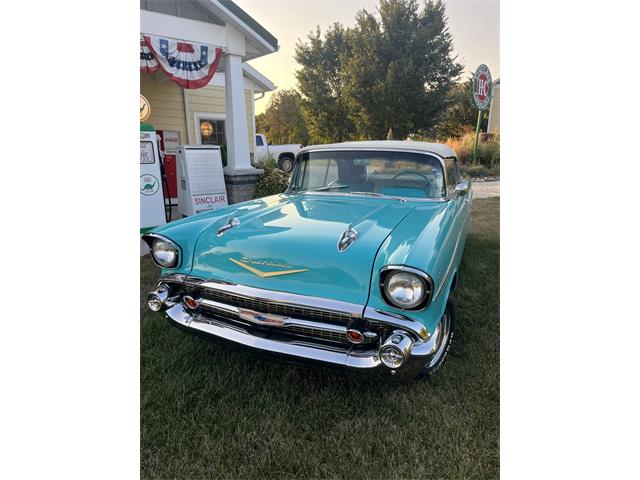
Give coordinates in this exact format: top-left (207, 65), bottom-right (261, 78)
top-left (140, 35), bottom-right (224, 89)
top-left (140, 38), bottom-right (159, 74)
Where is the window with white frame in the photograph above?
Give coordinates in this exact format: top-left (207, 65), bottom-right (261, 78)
top-left (196, 115), bottom-right (226, 147)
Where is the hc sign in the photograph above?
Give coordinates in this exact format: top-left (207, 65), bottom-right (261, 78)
top-left (472, 64), bottom-right (493, 111)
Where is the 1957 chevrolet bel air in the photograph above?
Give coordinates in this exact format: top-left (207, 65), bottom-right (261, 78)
top-left (143, 140), bottom-right (471, 381)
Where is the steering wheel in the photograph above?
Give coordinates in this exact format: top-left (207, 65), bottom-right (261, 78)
top-left (391, 170), bottom-right (434, 196)
top-left (392, 170), bottom-right (431, 183)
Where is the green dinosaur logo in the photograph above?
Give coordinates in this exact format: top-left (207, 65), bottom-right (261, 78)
top-left (140, 174), bottom-right (160, 196)
top-left (142, 179), bottom-right (156, 191)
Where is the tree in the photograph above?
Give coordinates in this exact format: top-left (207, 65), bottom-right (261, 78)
top-left (431, 77), bottom-right (477, 138)
top-left (256, 89), bottom-right (309, 145)
top-left (294, 0), bottom-right (463, 142)
top-left (295, 24), bottom-right (356, 143)
top-left (343, 0), bottom-right (463, 139)
top-left (429, 76), bottom-right (490, 139)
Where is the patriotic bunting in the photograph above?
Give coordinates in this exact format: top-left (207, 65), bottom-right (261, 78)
top-left (140, 38), bottom-right (159, 74)
top-left (141, 35), bottom-right (224, 89)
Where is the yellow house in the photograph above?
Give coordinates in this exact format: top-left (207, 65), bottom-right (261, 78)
top-left (140, 63), bottom-right (274, 162)
top-left (140, 0), bottom-right (277, 203)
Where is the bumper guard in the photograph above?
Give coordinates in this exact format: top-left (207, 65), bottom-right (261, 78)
top-left (163, 302), bottom-right (440, 380)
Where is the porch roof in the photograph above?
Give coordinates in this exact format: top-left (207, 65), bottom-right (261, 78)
top-left (196, 0), bottom-right (278, 57)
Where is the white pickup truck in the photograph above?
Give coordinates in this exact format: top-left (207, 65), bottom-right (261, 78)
top-left (254, 134), bottom-right (303, 173)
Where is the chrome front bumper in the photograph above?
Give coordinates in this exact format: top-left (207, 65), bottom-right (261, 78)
top-left (163, 302), bottom-right (441, 380)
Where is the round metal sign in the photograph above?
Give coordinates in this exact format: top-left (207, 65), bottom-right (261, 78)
top-left (472, 64), bottom-right (493, 111)
top-left (140, 95), bottom-right (151, 122)
top-left (140, 174), bottom-right (160, 196)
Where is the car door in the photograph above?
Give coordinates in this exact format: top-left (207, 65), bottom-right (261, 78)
top-left (255, 135), bottom-right (268, 164)
top-left (444, 157), bottom-right (469, 266)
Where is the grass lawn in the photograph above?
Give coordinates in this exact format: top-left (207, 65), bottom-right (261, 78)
top-left (141, 197), bottom-right (500, 479)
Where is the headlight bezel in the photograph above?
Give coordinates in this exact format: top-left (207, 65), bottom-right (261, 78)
top-left (379, 265), bottom-right (433, 311)
top-left (142, 233), bottom-right (182, 269)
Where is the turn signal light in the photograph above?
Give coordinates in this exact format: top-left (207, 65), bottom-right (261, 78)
top-left (183, 295), bottom-right (199, 310)
top-left (346, 329), bottom-right (364, 344)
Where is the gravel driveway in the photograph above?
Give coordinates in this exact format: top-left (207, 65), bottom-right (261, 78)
top-left (472, 180), bottom-right (500, 199)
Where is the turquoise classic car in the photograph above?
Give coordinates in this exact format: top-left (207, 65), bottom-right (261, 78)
top-left (144, 141), bottom-right (471, 381)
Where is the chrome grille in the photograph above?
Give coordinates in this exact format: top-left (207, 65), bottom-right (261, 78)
top-left (197, 302), bottom-right (353, 344)
top-left (288, 325), bottom-right (347, 343)
top-left (183, 283), bottom-right (355, 325)
top-left (179, 282), bottom-right (381, 345)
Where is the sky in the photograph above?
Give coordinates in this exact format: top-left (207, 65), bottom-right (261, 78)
top-left (234, 0), bottom-right (500, 115)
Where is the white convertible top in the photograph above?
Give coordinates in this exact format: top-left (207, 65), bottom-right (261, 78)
top-left (300, 140), bottom-right (456, 158)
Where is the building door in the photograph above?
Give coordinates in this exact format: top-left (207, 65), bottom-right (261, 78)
top-left (196, 114), bottom-right (226, 165)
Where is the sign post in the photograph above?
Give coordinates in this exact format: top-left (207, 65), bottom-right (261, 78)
top-left (471, 64), bottom-right (493, 163)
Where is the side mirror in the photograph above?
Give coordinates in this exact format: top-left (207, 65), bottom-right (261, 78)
top-left (454, 182), bottom-right (469, 196)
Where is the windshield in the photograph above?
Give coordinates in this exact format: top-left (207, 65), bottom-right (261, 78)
top-left (290, 150), bottom-right (446, 199)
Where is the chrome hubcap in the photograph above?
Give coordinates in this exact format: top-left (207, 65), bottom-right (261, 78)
top-left (427, 309), bottom-right (451, 368)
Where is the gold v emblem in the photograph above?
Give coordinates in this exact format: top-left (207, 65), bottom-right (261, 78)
top-left (229, 258), bottom-right (309, 278)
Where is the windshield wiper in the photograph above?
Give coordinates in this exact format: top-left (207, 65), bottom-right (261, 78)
top-left (348, 191), bottom-right (406, 203)
top-left (313, 184), bottom-right (350, 191)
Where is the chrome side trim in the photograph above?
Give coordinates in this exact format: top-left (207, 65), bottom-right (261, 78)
top-left (433, 226), bottom-right (464, 300)
top-left (186, 277), bottom-right (365, 317)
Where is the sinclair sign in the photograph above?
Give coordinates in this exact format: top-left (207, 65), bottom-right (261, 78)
top-left (472, 64), bottom-right (493, 111)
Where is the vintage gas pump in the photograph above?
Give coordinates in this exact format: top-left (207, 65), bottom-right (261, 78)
top-left (156, 130), bottom-right (180, 203)
top-left (140, 123), bottom-right (167, 233)
top-left (177, 145), bottom-right (228, 217)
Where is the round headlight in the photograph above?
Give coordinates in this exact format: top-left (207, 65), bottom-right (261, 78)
top-left (151, 238), bottom-right (179, 268)
top-left (383, 271), bottom-right (426, 309)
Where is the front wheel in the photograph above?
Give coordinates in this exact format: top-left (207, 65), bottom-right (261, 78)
top-left (416, 298), bottom-right (456, 379)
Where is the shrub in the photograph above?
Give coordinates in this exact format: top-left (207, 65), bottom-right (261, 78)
top-left (445, 132), bottom-right (500, 169)
top-left (460, 164), bottom-right (489, 178)
top-left (254, 159), bottom-right (290, 198)
top-left (460, 162), bottom-right (500, 178)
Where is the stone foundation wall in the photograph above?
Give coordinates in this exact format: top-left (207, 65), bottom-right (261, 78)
top-left (224, 169), bottom-right (264, 204)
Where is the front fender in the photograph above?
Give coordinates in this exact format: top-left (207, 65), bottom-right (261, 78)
top-left (366, 201), bottom-right (465, 336)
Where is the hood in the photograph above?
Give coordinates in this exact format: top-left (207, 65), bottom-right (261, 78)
top-left (188, 194), bottom-right (414, 305)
